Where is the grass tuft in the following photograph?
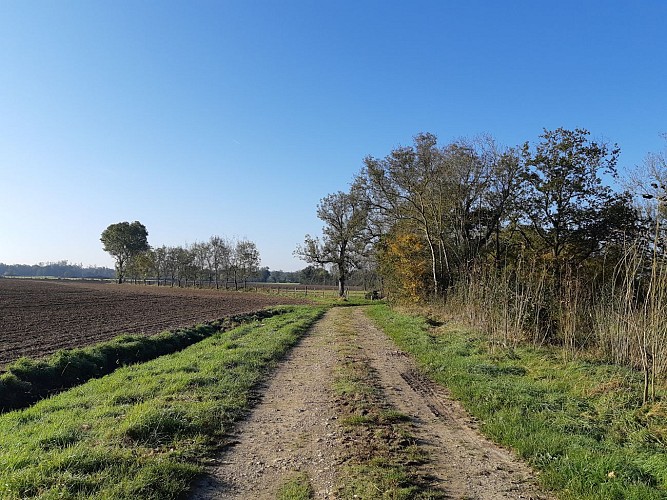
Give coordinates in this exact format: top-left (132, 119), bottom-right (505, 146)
top-left (277, 471), bottom-right (314, 499)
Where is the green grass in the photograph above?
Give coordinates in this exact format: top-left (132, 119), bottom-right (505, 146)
top-left (366, 303), bottom-right (667, 500)
top-left (0, 305), bottom-right (325, 499)
top-left (276, 472), bottom-right (314, 499)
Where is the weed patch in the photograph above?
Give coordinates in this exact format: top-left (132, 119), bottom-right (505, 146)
top-left (277, 471), bottom-right (314, 499)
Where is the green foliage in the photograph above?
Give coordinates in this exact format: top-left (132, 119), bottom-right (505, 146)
top-left (277, 472), bottom-right (314, 500)
top-left (100, 221), bottom-right (150, 283)
top-left (359, 132), bottom-right (523, 297)
top-left (366, 303), bottom-right (667, 499)
top-left (0, 305), bottom-right (325, 499)
top-left (520, 127), bottom-right (639, 268)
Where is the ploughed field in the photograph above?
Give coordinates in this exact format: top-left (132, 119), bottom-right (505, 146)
top-left (0, 278), bottom-right (305, 368)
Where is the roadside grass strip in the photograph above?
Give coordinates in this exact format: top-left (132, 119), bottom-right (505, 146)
top-left (0, 309), bottom-right (284, 413)
top-left (366, 303), bottom-right (667, 500)
top-left (332, 311), bottom-right (444, 499)
top-left (0, 305), bottom-right (325, 499)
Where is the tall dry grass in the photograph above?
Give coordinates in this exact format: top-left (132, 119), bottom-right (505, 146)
top-left (443, 238), bottom-right (667, 403)
top-left (594, 240), bottom-right (667, 403)
top-left (446, 257), bottom-right (556, 350)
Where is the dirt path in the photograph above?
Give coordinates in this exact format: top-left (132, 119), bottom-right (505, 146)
top-left (189, 306), bottom-right (552, 499)
top-left (190, 307), bottom-right (343, 499)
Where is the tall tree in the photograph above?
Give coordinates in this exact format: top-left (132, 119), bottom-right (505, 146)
top-left (151, 246), bottom-right (168, 286)
top-left (520, 128), bottom-right (635, 271)
top-left (361, 133), bottom-right (445, 295)
top-left (191, 241), bottom-right (212, 287)
top-left (235, 239), bottom-right (261, 288)
top-left (100, 221), bottom-right (149, 284)
top-left (360, 133), bottom-right (519, 296)
top-left (209, 236), bottom-right (231, 289)
top-left (296, 188), bottom-right (369, 296)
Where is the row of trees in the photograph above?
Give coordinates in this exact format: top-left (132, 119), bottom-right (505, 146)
top-left (101, 222), bottom-right (261, 289)
top-left (373, 129), bottom-right (644, 300)
top-left (299, 129), bottom-right (667, 399)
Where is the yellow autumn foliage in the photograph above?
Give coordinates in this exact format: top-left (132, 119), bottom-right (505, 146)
top-left (378, 230), bottom-right (431, 303)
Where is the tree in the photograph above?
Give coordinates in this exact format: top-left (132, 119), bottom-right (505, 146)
top-left (191, 241), bottom-right (212, 287)
top-left (360, 133), bottom-right (519, 297)
top-left (296, 188), bottom-right (369, 296)
top-left (100, 221), bottom-right (149, 284)
top-left (209, 236), bottom-right (232, 289)
top-left (175, 246), bottom-right (196, 287)
top-left (126, 251), bottom-right (153, 284)
top-left (377, 225), bottom-right (431, 302)
top-left (626, 134), bottom-right (667, 247)
top-left (235, 239), bottom-right (261, 288)
top-left (151, 246), bottom-right (168, 286)
top-left (520, 128), bottom-right (636, 274)
top-left (360, 133), bottom-right (444, 295)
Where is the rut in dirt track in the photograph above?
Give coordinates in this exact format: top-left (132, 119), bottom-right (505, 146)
top-left (189, 306), bottom-right (551, 499)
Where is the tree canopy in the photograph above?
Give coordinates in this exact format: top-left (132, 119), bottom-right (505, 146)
top-left (100, 221), bottom-right (150, 284)
top-left (296, 189), bottom-right (369, 296)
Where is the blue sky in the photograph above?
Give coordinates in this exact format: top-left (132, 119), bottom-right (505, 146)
top-left (1, 1), bottom-right (666, 271)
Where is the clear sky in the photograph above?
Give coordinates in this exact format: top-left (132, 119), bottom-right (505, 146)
top-left (1, 1), bottom-right (666, 271)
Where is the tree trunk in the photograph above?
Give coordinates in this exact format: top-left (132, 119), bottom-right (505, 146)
top-left (426, 235), bottom-right (438, 296)
top-left (338, 262), bottom-right (346, 297)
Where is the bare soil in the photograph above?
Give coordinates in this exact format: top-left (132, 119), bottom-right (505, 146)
top-left (0, 278), bottom-right (305, 368)
top-left (190, 306), bottom-right (552, 499)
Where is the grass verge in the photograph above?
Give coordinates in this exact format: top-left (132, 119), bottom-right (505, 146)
top-left (0, 305), bottom-right (325, 499)
top-left (0, 309), bottom-right (283, 413)
top-left (366, 303), bottom-right (667, 500)
top-left (332, 309), bottom-right (443, 499)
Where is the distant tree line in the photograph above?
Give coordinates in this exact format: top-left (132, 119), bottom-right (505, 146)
top-left (101, 221), bottom-right (374, 289)
top-left (0, 257), bottom-right (349, 287)
top-left (252, 265), bottom-right (374, 288)
top-left (126, 246), bottom-right (371, 289)
top-left (0, 261), bottom-right (114, 279)
top-left (134, 237), bottom-right (263, 289)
